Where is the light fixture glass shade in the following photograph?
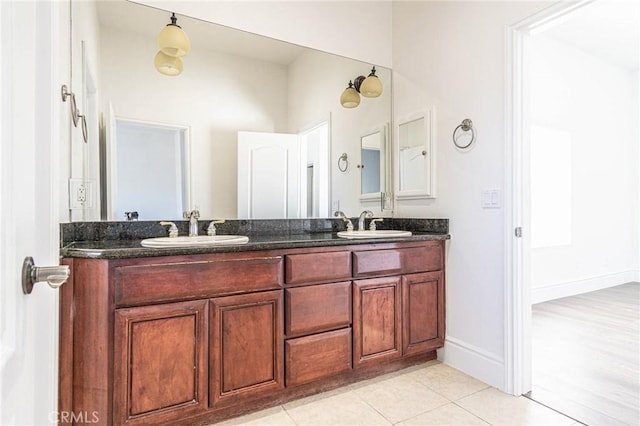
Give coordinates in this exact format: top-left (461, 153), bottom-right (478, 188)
top-left (360, 74), bottom-right (383, 98)
top-left (154, 51), bottom-right (183, 76)
top-left (157, 18), bottom-right (190, 57)
top-left (340, 81), bottom-right (360, 108)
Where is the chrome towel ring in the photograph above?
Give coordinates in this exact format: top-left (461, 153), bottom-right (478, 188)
top-left (453, 118), bottom-right (475, 149)
top-left (61, 84), bottom-right (88, 143)
top-left (338, 152), bottom-right (349, 172)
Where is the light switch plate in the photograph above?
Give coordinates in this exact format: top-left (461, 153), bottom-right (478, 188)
top-left (481, 189), bottom-right (501, 209)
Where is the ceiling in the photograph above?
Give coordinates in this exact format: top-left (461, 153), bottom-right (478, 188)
top-left (540, 0), bottom-right (639, 71)
top-left (96, 0), bottom-right (305, 66)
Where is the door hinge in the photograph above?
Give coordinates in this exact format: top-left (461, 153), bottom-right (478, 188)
top-left (515, 227), bottom-right (522, 238)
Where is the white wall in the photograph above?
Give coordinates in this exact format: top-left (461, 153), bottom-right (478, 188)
top-left (392, 1), bottom-right (551, 390)
top-left (100, 26), bottom-right (289, 218)
top-left (635, 71), bottom-right (640, 275)
top-left (529, 35), bottom-right (639, 303)
top-left (132, 0), bottom-right (392, 68)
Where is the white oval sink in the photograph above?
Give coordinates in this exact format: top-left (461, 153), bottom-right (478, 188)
top-left (337, 230), bottom-right (412, 239)
top-left (141, 235), bottom-right (249, 248)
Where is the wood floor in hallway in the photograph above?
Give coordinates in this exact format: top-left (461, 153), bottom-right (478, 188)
top-left (528, 282), bottom-right (640, 426)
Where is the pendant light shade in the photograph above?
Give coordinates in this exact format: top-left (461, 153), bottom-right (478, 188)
top-left (359, 67), bottom-right (383, 98)
top-left (157, 13), bottom-right (190, 57)
top-left (340, 81), bottom-right (361, 108)
top-left (154, 50), bottom-right (183, 76)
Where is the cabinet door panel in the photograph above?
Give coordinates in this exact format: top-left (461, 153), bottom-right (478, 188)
top-left (210, 290), bottom-right (284, 408)
top-left (114, 300), bottom-right (208, 425)
top-left (353, 277), bottom-right (402, 367)
top-left (402, 271), bottom-right (444, 356)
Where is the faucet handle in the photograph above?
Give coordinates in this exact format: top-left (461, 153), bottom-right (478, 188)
top-left (207, 219), bottom-right (226, 236)
top-left (369, 218), bottom-right (384, 231)
top-left (160, 221), bottom-right (179, 238)
top-left (334, 211), bottom-right (354, 232)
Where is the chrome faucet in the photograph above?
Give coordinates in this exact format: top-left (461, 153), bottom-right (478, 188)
top-left (334, 210), bottom-right (354, 232)
top-left (184, 210), bottom-right (200, 236)
top-left (358, 210), bottom-right (374, 231)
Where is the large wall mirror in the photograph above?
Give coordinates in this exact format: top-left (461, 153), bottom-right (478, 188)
top-left (396, 110), bottom-right (435, 199)
top-left (68, 0), bottom-right (392, 221)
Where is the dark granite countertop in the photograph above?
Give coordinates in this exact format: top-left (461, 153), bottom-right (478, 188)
top-left (61, 231), bottom-right (450, 259)
top-left (60, 218), bottom-right (450, 259)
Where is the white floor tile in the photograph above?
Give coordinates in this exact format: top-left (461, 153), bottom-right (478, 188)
top-left (456, 387), bottom-right (576, 426)
top-left (352, 372), bottom-right (449, 423)
top-left (407, 362), bottom-right (490, 401)
top-left (215, 406), bottom-right (296, 426)
top-left (396, 402), bottom-right (490, 425)
top-left (283, 387), bottom-right (392, 425)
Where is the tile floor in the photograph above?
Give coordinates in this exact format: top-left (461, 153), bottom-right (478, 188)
top-left (217, 361), bottom-right (580, 425)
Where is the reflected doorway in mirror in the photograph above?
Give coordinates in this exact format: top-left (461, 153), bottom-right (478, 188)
top-left (103, 114), bottom-right (191, 221)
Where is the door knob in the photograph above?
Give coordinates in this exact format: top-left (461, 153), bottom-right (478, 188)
top-left (22, 257), bottom-right (70, 294)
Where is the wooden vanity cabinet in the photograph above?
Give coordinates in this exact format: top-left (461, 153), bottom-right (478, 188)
top-left (60, 240), bottom-right (446, 426)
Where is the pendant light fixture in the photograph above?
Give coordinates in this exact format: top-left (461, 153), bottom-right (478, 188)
top-left (155, 12), bottom-right (190, 76)
top-left (157, 13), bottom-right (190, 57)
top-left (340, 66), bottom-right (383, 108)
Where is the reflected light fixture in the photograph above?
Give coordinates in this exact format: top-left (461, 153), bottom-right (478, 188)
top-left (154, 50), bottom-right (184, 76)
top-left (155, 12), bottom-right (190, 76)
top-left (340, 66), bottom-right (383, 108)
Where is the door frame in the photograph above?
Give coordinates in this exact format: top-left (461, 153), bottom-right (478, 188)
top-left (504, 0), bottom-right (595, 395)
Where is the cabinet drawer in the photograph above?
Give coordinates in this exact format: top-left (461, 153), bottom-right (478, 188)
top-left (285, 251), bottom-right (351, 284)
top-left (285, 282), bottom-right (351, 337)
top-left (353, 243), bottom-right (442, 278)
top-left (285, 328), bottom-right (352, 387)
top-left (115, 256), bottom-right (283, 306)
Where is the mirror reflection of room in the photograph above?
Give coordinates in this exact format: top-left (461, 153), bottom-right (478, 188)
top-left (399, 116), bottom-right (427, 192)
top-left (396, 110), bottom-right (434, 199)
top-left (72, 0), bottom-right (392, 221)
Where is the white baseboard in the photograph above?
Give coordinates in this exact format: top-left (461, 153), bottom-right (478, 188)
top-left (439, 336), bottom-right (505, 391)
top-left (532, 270), bottom-right (639, 304)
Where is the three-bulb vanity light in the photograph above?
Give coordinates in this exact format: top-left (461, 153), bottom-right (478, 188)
top-left (340, 66), bottom-right (383, 108)
top-left (154, 13), bottom-right (191, 76)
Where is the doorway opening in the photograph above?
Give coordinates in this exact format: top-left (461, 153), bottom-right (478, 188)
top-left (508, 1), bottom-right (639, 424)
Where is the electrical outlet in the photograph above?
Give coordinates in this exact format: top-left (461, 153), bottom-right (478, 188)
top-left (332, 200), bottom-right (340, 213)
top-left (77, 185), bottom-right (86, 203)
top-left (69, 179), bottom-right (95, 210)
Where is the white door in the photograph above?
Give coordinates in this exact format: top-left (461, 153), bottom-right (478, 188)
top-left (1, 1), bottom-right (68, 424)
top-left (237, 131), bottom-right (300, 219)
